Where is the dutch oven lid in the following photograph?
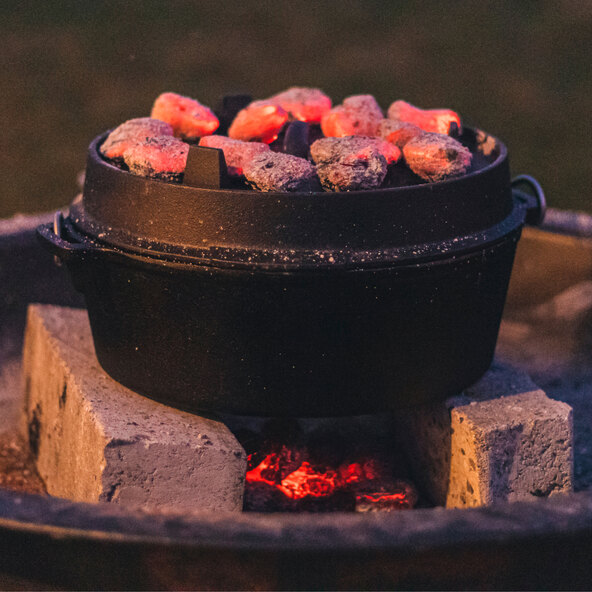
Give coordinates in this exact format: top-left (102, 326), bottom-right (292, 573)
top-left (69, 128), bottom-right (521, 269)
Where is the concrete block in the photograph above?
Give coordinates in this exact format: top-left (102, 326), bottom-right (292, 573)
top-left (394, 361), bottom-right (573, 508)
top-left (22, 304), bottom-right (246, 512)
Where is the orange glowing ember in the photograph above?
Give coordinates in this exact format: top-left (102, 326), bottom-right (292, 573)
top-left (280, 462), bottom-right (339, 499)
top-left (357, 492), bottom-right (406, 503)
top-left (245, 449), bottom-right (415, 510)
top-left (321, 94), bottom-right (384, 138)
top-left (198, 135), bottom-right (270, 176)
top-left (387, 100), bottom-right (461, 135)
top-left (151, 92), bottom-right (219, 140)
top-left (228, 100), bottom-right (289, 143)
top-left (268, 87), bottom-right (332, 124)
top-left (339, 459), bottom-right (381, 484)
top-left (245, 452), bottom-right (339, 499)
top-left (354, 490), bottom-right (414, 512)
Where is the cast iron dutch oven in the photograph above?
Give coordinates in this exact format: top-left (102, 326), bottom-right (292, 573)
top-left (37, 127), bottom-right (545, 416)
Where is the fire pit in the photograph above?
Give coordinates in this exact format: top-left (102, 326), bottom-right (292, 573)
top-left (36, 96), bottom-right (546, 416)
top-left (1, 211), bottom-right (591, 589)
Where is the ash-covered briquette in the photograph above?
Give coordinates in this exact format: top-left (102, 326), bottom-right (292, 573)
top-left (311, 136), bottom-right (401, 191)
top-left (198, 135), bottom-right (270, 176)
top-left (321, 94), bottom-right (384, 138)
top-left (243, 151), bottom-right (320, 192)
top-left (100, 118), bottom-right (174, 161)
top-left (268, 87), bottom-right (332, 124)
top-left (378, 119), bottom-right (424, 148)
top-left (387, 100), bottom-right (461, 135)
top-left (100, 90), bottom-right (476, 189)
top-left (228, 100), bottom-right (289, 143)
top-left (373, 138), bottom-right (402, 165)
top-left (403, 133), bottom-right (472, 182)
top-left (122, 136), bottom-right (188, 181)
top-left (151, 92), bottom-right (219, 140)
top-left (314, 135), bottom-right (401, 167)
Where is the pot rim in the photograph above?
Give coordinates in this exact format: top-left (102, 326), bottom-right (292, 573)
top-left (74, 127), bottom-right (517, 269)
top-left (63, 202), bottom-right (526, 272)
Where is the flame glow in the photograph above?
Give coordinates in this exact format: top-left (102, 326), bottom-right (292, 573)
top-left (245, 448), bottom-right (415, 510)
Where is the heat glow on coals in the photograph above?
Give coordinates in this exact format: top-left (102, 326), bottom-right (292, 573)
top-left (245, 447), bottom-right (414, 509)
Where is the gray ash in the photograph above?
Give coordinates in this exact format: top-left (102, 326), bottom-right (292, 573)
top-left (243, 151), bottom-right (321, 192)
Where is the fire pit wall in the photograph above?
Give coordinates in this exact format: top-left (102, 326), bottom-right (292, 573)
top-left (21, 303), bottom-right (573, 512)
top-left (1, 211), bottom-right (590, 590)
top-left (0, 214), bottom-right (84, 436)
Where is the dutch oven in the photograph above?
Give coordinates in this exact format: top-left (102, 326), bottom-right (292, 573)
top-left (37, 127), bottom-right (545, 417)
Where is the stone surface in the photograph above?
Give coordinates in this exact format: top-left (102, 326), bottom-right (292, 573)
top-left (394, 361), bottom-right (573, 508)
top-left (22, 304), bottom-right (246, 512)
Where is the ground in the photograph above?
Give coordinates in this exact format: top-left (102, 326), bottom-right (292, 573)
top-left (0, 433), bottom-right (45, 495)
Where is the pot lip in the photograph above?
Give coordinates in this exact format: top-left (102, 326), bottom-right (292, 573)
top-left (90, 126), bottom-right (506, 199)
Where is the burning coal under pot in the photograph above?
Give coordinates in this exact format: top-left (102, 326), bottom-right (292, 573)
top-left (37, 127), bottom-right (545, 416)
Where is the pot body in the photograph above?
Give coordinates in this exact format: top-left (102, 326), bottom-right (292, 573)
top-left (37, 128), bottom-right (543, 416)
top-left (55, 226), bottom-right (520, 416)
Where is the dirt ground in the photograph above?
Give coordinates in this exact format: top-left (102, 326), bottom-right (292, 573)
top-left (0, 433), bottom-right (45, 496)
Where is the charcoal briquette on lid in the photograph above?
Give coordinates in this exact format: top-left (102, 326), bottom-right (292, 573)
top-left (311, 136), bottom-right (399, 191)
top-left (243, 151), bottom-right (320, 192)
top-left (122, 136), bottom-right (189, 181)
top-left (403, 133), bottom-right (472, 182)
top-left (100, 118), bottom-right (174, 161)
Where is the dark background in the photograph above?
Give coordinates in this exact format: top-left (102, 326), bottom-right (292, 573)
top-left (3, 0), bottom-right (591, 218)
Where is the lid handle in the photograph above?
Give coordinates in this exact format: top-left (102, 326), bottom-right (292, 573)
top-left (183, 145), bottom-right (230, 190)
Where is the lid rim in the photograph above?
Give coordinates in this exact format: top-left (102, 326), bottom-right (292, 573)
top-left (79, 128), bottom-right (513, 262)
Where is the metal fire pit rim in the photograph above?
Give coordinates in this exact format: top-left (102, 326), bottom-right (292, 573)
top-left (1, 487), bottom-right (592, 552)
top-left (3, 211), bottom-right (592, 588)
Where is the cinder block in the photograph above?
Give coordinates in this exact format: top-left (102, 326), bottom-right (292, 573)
top-left (22, 304), bottom-right (246, 512)
top-left (394, 362), bottom-right (573, 508)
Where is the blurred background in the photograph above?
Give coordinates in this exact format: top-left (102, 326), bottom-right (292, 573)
top-left (2, 0), bottom-right (591, 218)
